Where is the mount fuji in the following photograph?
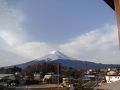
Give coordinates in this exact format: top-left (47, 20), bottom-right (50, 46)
top-left (37, 51), bottom-right (72, 61)
top-left (15, 51), bottom-right (119, 69)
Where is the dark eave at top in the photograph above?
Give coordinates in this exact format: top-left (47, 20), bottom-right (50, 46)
top-left (104, 0), bottom-right (115, 10)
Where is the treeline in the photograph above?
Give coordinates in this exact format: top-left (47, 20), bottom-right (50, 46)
top-left (0, 66), bottom-right (22, 74)
top-left (22, 62), bottom-right (61, 76)
top-left (22, 62), bottom-right (82, 78)
top-left (0, 63), bottom-right (83, 79)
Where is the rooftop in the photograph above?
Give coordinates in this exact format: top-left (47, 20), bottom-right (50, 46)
top-left (95, 80), bottom-right (120, 90)
top-left (0, 74), bottom-right (13, 78)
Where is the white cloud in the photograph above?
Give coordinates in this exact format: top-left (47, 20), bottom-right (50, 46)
top-left (0, 0), bottom-right (29, 66)
top-left (15, 42), bottom-right (53, 59)
top-left (59, 24), bottom-right (120, 64)
top-left (0, 0), bottom-right (24, 30)
top-left (0, 30), bottom-right (26, 46)
top-left (0, 49), bottom-right (29, 67)
top-left (0, 0), bottom-right (27, 47)
top-left (0, 0), bottom-right (53, 66)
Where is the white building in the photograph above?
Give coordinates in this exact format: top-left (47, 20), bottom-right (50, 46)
top-left (34, 73), bottom-right (42, 80)
top-left (0, 74), bottom-right (15, 80)
top-left (105, 69), bottom-right (120, 83)
top-left (43, 74), bottom-right (60, 83)
top-left (62, 78), bottom-right (74, 87)
top-left (105, 75), bottom-right (120, 83)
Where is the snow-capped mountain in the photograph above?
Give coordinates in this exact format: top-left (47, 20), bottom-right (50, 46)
top-left (16, 50), bottom-right (73, 68)
top-left (37, 50), bottom-right (72, 61)
top-left (13, 51), bottom-right (120, 69)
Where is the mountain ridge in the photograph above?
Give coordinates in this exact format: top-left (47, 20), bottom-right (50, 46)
top-left (12, 51), bottom-right (120, 69)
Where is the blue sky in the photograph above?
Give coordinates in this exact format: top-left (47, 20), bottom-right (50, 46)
top-left (8, 0), bottom-right (115, 44)
top-left (0, 0), bottom-right (119, 66)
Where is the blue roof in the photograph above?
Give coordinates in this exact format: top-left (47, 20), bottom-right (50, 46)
top-left (83, 75), bottom-right (90, 80)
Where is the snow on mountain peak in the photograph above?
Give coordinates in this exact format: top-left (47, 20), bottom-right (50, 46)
top-left (51, 50), bottom-right (58, 54)
top-left (37, 50), bottom-right (72, 61)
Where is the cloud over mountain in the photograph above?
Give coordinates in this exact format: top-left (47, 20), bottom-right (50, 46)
top-left (59, 24), bottom-right (119, 64)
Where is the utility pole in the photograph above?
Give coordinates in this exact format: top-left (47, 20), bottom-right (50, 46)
top-left (57, 63), bottom-right (59, 90)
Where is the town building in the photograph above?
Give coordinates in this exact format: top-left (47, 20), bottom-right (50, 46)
top-left (105, 75), bottom-right (120, 83)
top-left (62, 78), bottom-right (74, 87)
top-left (43, 74), bottom-right (61, 84)
top-left (34, 73), bottom-right (42, 81)
top-left (0, 74), bottom-right (15, 80)
top-left (105, 70), bottom-right (120, 83)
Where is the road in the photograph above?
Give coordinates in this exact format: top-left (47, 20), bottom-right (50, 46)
top-left (7, 84), bottom-right (68, 90)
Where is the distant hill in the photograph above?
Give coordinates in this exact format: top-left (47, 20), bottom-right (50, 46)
top-left (14, 51), bottom-right (120, 69)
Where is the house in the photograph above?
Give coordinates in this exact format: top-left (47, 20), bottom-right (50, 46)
top-left (83, 75), bottom-right (90, 81)
top-left (105, 70), bottom-right (120, 83)
top-left (62, 78), bottom-right (74, 87)
top-left (83, 74), bottom-right (96, 81)
top-left (34, 73), bottom-right (42, 81)
top-left (43, 74), bottom-right (61, 84)
top-left (0, 74), bottom-right (15, 80)
top-left (105, 75), bottom-right (120, 83)
top-left (100, 68), bottom-right (107, 73)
